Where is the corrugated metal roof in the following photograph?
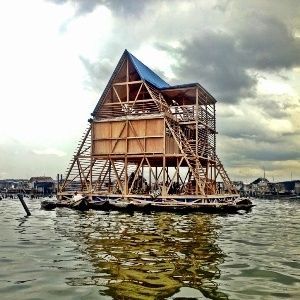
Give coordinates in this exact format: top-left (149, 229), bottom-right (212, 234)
top-left (161, 83), bottom-right (198, 90)
top-left (127, 51), bottom-right (170, 89)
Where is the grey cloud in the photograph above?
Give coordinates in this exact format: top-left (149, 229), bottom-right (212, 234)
top-left (50, 0), bottom-right (300, 107)
top-left (165, 14), bottom-right (300, 103)
top-left (78, 38), bottom-right (140, 92)
top-left (218, 108), bottom-right (299, 144)
top-left (79, 56), bottom-right (115, 92)
top-left (238, 14), bottom-right (300, 71)
top-left (218, 134), bottom-right (300, 172)
top-left (48, 0), bottom-right (152, 17)
top-left (214, 0), bottom-right (232, 12)
top-left (252, 97), bottom-right (299, 119)
top-left (0, 141), bottom-right (68, 179)
top-left (104, 0), bottom-right (149, 17)
top-left (167, 32), bottom-right (257, 103)
top-left (246, 147), bottom-right (300, 162)
top-left (218, 117), bottom-right (267, 142)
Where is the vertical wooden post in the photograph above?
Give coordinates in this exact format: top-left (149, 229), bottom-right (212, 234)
top-left (162, 118), bottom-right (166, 196)
top-left (124, 120), bottom-right (128, 196)
top-left (155, 166), bottom-right (158, 189)
top-left (149, 163), bottom-right (152, 192)
top-left (108, 159), bottom-right (111, 193)
top-left (126, 59), bottom-right (129, 103)
top-left (17, 194), bottom-right (31, 216)
top-left (57, 174), bottom-right (60, 194)
top-left (166, 166), bottom-right (169, 182)
top-left (124, 160), bottom-right (128, 197)
top-left (162, 157), bottom-right (166, 196)
top-left (176, 157), bottom-right (179, 189)
top-left (196, 88), bottom-right (199, 157)
top-left (89, 158), bottom-right (93, 194)
top-left (210, 160), bottom-right (213, 193)
top-left (142, 160), bottom-right (144, 191)
top-left (195, 88), bottom-right (199, 195)
top-left (214, 103), bottom-right (217, 192)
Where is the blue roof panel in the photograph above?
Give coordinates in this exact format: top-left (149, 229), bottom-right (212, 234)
top-left (127, 51), bottom-right (170, 89)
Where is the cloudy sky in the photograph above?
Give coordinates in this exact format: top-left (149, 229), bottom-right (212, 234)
top-left (0, 0), bottom-right (299, 182)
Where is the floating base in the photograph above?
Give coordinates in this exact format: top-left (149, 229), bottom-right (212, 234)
top-left (41, 196), bottom-right (254, 214)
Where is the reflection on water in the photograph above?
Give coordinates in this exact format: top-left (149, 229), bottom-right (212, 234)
top-left (55, 210), bottom-right (228, 299)
top-left (0, 198), bottom-right (299, 300)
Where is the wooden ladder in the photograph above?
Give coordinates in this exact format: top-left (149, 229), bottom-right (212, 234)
top-left (166, 119), bottom-right (207, 195)
top-left (214, 153), bottom-right (238, 194)
top-left (61, 125), bottom-right (92, 191)
top-left (146, 84), bottom-right (207, 195)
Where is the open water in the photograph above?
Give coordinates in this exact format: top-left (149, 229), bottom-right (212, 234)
top-left (0, 198), bottom-right (299, 300)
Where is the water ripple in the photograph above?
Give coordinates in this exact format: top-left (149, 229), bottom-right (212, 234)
top-left (0, 198), bottom-right (299, 299)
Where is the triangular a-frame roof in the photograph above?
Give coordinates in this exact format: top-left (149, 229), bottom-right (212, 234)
top-left (92, 49), bottom-right (170, 116)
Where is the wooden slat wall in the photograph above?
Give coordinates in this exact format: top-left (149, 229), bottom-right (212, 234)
top-left (93, 118), bottom-right (168, 155)
top-left (165, 136), bottom-right (180, 154)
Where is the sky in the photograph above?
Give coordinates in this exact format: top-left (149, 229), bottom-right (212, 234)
top-left (0, 0), bottom-right (299, 183)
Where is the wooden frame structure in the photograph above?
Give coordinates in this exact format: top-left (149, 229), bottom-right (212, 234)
top-left (57, 50), bottom-right (238, 202)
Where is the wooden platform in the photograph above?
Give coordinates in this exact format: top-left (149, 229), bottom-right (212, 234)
top-left (41, 197), bottom-right (254, 214)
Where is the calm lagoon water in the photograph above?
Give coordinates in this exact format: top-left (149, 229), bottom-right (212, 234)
top-left (0, 198), bottom-right (299, 299)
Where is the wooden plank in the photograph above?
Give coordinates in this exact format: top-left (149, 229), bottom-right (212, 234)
top-left (165, 136), bottom-right (179, 154)
top-left (113, 80), bottom-right (143, 86)
top-left (93, 140), bottom-right (110, 154)
top-left (128, 138), bottom-right (144, 153)
top-left (112, 140), bottom-right (126, 153)
top-left (145, 138), bottom-right (163, 153)
top-left (111, 121), bottom-right (126, 138)
top-left (131, 119), bottom-right (145, 137)
top-left (93, 122), bottom-right (110, 139)
top-left (146, 118), bottom-right (164, 136)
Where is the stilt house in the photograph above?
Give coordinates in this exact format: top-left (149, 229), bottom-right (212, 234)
top-left (58, 50), bottom-right (238, 202)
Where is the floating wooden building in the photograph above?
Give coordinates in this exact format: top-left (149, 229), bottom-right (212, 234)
top-left (57, 50), bottom-right (238, 203)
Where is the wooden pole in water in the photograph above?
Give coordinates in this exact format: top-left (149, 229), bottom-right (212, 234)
top-left (57, 173), bottom-right (60, 194)
top-left (17, 194), bottom-right (31, 216)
